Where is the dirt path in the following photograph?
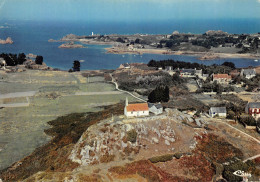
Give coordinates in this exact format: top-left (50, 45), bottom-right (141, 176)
top-left (243, 154), bottom-right (260, 163)
top-left (75, 91), bottom-right (122, 96)
top-left (109, 73), bottom-right (147, 102)
top-left (0, 91), bottom-right (36, 99)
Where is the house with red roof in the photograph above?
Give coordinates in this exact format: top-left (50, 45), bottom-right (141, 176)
top-left (124, 98), bottom-right (149, 117)
top-left (212, 74), bottom-right (232, 84)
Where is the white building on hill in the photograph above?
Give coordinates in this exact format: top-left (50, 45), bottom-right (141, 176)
top-left (124, 98), bottom-right (149, 117)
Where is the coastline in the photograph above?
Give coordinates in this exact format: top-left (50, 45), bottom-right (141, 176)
top-left (105, 46), bottom-right (260, 60)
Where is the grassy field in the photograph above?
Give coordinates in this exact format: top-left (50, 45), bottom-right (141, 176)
top-left (0, 70), bottom-right (137, 170)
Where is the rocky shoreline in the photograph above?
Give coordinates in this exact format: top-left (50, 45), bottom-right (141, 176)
top-left (50, 32), bottom-right (260, 60)
top-left (105, 46), bottom-right (260, 60)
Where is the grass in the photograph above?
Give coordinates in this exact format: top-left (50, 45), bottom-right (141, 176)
top-left (0, 103), bottom-right (125, 181)
top-left (0, 70), bottom-right (139, 172)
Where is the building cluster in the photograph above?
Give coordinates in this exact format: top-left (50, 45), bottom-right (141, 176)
top-left (164, 66), bottom-right (257, 84)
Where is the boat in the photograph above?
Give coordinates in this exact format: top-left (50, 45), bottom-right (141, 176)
top-left (254, 59), bottom-right (258, 62)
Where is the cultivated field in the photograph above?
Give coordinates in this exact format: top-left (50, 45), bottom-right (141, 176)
top-left (0, 70), bottom-right (138, 170)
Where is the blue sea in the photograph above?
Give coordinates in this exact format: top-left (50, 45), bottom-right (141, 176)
top-left (0, 19), bottom-right (260, 70)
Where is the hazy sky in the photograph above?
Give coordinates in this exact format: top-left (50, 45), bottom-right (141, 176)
top-left (0, 0), bottom-right (260, 21)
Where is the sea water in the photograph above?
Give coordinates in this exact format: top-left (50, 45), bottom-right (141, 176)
top-left (0, 19), bottom-right (260, 70)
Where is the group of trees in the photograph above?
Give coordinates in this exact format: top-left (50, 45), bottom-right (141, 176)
top-left (0, 53), bottom-right (26, 66)
top-left (0, 53), bottom-right (44, 66)
top-left (198, 81), bottom-right (234, 94)
top-left (148, 85), bottom-right (169, 103)
top-left (148, 59), bottom-right (205, 70)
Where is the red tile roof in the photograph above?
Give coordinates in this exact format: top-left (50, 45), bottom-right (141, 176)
top-left (213, 74), bottom-right (231, 79)
top-left (126, 103), bottom-right (149, 112)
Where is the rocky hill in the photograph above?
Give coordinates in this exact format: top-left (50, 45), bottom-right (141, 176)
top-left (1, 103), bottom-right (260, 181)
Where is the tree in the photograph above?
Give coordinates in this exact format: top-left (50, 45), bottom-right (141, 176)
top-left (148, 85), bottom-right (169, 103)
top-left (18, 53), bottom-right (26, 65)
top-left (135, 38), bottom-right (141, 44)
top-left (222, 62), bottom-right (235, 69)
top-left (116, 37), bottom-right (125, 43)
top-left (73, 60), bottom-right (80, 72)
top-left (35, 55), bottom-right (43, 65)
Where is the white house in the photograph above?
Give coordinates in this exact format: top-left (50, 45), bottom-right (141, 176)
top-left (240, 69), bottom-right (256, 79)
top-left (179, 68), bottom-right (202, 77)
top-left (148, 103), bottom-right (163, 115)
top-left (209, 107), bottom-right (227, 118)
top-left (124, 98), bottom-right (149, 117)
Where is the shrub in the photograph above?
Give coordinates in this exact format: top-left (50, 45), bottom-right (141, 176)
top-left (126, 129), bottom-right (137, 143)
top-left (173, 153), bottom-right (183, 159)
top-left (149, 154), bottom-right (173, 163)
top-left (100, 154), bottom-right (115, 163)
top-left (239, 115), bottom-right (256, 126)
top-left (227, 110), bottom-right (235, 119)
top-left (223, 160), bottom-right (256, 182)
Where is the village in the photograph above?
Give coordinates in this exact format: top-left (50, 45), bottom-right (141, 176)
top-left (117, 61), bottom-right (260, 135)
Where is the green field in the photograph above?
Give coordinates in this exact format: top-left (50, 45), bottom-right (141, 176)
top-left (0, 70), bottom-right (137, 170)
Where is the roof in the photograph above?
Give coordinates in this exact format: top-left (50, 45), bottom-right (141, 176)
top-left (180, 69), bottom-right (195, 74)
top-left (148, 103), bottom-right (163, 109)
top-left (210, 107), bottom-right (227, 114)
top-left (213, 74), bottom-right (231, 79)
top-left (126, 103), bottom-right (149, 112)
top-left (247, 102), bottom-right (260, 108)
top-left (242, 69), bottom-right (256, 75)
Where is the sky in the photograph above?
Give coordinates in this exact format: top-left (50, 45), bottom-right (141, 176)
top-left (0, 0), bottom-right (260, 22)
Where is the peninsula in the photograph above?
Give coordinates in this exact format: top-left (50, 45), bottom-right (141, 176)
top-left (49, 30), bottom-right (260, 60)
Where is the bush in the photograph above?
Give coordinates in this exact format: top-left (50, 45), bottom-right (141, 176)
top-left (149, 154), bottom-right (173, 163)
top-left (239, 115), bottom-right (256, 126)
top-left (227, 110), bottom-right (235, 119)
top-left (223, 160), bottom-right (256, 182)
top-left (100, 154), bottom-right (115, 163)
top-left (126, 129), bottom-right (137, 143)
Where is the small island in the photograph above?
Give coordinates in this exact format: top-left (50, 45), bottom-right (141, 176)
top-left (58, 41), bottom-right (85, 49)
top-left (0, 37), bottom-right (13, 44)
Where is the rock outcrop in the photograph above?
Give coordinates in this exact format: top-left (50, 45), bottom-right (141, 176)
top-left (59, 42), bottom-right (84, 49)
top-left (0, 37), bottom-right (13, 44)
